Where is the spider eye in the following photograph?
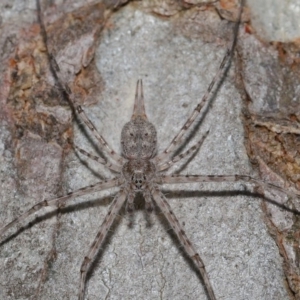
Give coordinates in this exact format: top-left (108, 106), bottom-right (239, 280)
top-left (145, 133), bottom-right (148, 136)
top-left (130, 133), bottom-right (134, 136)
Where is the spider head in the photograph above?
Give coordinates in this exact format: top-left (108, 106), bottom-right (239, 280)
top-left (122, 160), bottom-right (156, 191)
top-left (131, 171), bottom-right (146, 190)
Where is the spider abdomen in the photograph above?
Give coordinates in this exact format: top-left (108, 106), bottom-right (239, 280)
top-left (121, 117), bottom-right (157, 159)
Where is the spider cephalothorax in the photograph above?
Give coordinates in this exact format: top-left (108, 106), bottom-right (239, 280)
top-left (121, 81), bottom-right (157, 193)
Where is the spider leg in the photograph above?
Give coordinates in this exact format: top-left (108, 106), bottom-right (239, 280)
top-left (154, 0), bottom-right (244, 165)
top-left (0, 178), bottom-right (122, 238)
top-left (160, 174), bottom-right (300, 204)
top-left (79, 188), bottom-right (127, 300)
top-left (69, 99), bottom-right (125, 165)
top-left (151, 186), bottom-right (216, 300)
top-left (36, 0), bottom-right (125, 166)
top-left (75, 145), bottom-right (123, 172)
top-left (157, 130), bottom-right (209, 171)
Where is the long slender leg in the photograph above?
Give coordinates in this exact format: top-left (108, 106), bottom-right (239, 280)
top-left (75, 145), bottom-right (122, 172)
top-left (157, 130), bottom-right (209, 171)
top-left (36, 0), bottom-right (125, 166)
top-left (159, 174), bottom-right (300, 200)
top-left (79, 188), bottom-right (127, 300)
top-left (151, 186), bottom-right (216, 300)
top-left (70, 101), bottom-right (125, 165)
top-left (0, 178), bottom-right (122, 238)
top-left (154, 0), bottom-right (244, 165)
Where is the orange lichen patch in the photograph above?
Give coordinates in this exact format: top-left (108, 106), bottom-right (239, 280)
top-left (219, 0), bottom-right (237, 10)
top-left (240, 34), bottom-right (300, 297)
top-left (217, 0), bottom-right (249, 22)
top-left (244, 23), bottom-right (253, 34)
top-left (270, 41), bottom-right (300, 66)
top-left (243, 99), bottom-right (300, 300)
top-left (6, 30), bottom-right (71, 146)
top-left (73, 64), bottom-right (103, 106)
top-left (9, 58), bottom-right (18, 69)
top-left (28, 22), bottom-right (41, 36)
top-left (244, 111), bottom-right (300, 186)
top-left (6, 2), bottom-right (106, 150)
top-left (253, 124), bottom-right (300, 297)
top-left (261, 217), bottom-right (300, 300)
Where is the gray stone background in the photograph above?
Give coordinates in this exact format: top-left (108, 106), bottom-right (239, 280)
top-left (0, 0), bottom-right (299, 299)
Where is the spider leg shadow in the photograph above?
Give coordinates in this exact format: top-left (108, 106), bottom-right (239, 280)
top-left (171, 28), bottom-right (236, 162)
top-left (85, 191), bottom-right (161, 288)
top-left (163, 188), bottom-right (300, 215)
top-left (124, 193), bottom-right (154, 229)
top-left (153, 190), bottom-right (212, 294)
top-left (73, 141), bottom-right (120, 181)
top-left (84, 202), bottom-right (125, 286)
top-left (154, 188), bottom-right (299, 295)
top-left (0, 193), bottom-right (115, 247)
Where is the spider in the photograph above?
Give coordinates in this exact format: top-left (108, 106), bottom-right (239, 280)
top-left (1, 0), bottom-right (299, 299)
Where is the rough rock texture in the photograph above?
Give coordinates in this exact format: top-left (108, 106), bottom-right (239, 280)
top-left (0, 0), bottom-right (299, 299)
